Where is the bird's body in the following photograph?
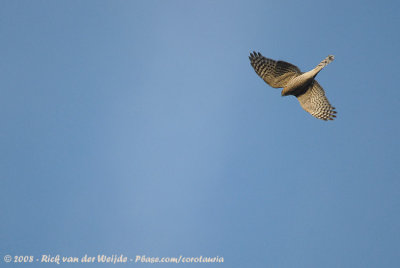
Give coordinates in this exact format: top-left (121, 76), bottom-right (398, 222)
top-left (282, 72), bottom-right (315, 96)
top-left (249, 52), bottom-right (336, 121)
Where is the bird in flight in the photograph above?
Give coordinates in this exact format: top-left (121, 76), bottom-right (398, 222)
top-left (249, 52), bottom-right (337, 121)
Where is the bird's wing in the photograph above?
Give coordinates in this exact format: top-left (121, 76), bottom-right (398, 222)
top-left (249, 51), bottom-right (301, 88)
top-left (296, 80), bottom-right (337, 120)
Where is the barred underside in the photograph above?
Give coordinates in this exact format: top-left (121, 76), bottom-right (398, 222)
top-left (249, 52), bottom-right (337, 121)
top-left (249, 51), bottom-right (301, 88)
top-left (296, 81), bottom-right (337, 121)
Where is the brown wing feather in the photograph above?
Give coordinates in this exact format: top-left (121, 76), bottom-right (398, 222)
top-left (249, 51), bottom-right (301, 88)
top-left (296, 80), bottom-right (337, 121)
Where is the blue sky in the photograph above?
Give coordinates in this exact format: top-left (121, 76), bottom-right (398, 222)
top-left (1, 0), bottom-right (399, 267)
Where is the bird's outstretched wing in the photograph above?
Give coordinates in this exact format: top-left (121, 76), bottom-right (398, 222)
top-left (249, 51), bottom-right (301, 88)
top-left (296, 80), bottom-right (337, 120)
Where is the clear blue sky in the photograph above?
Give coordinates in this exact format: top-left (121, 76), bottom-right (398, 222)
top-left (1, 0), bottom-right (399, 267)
